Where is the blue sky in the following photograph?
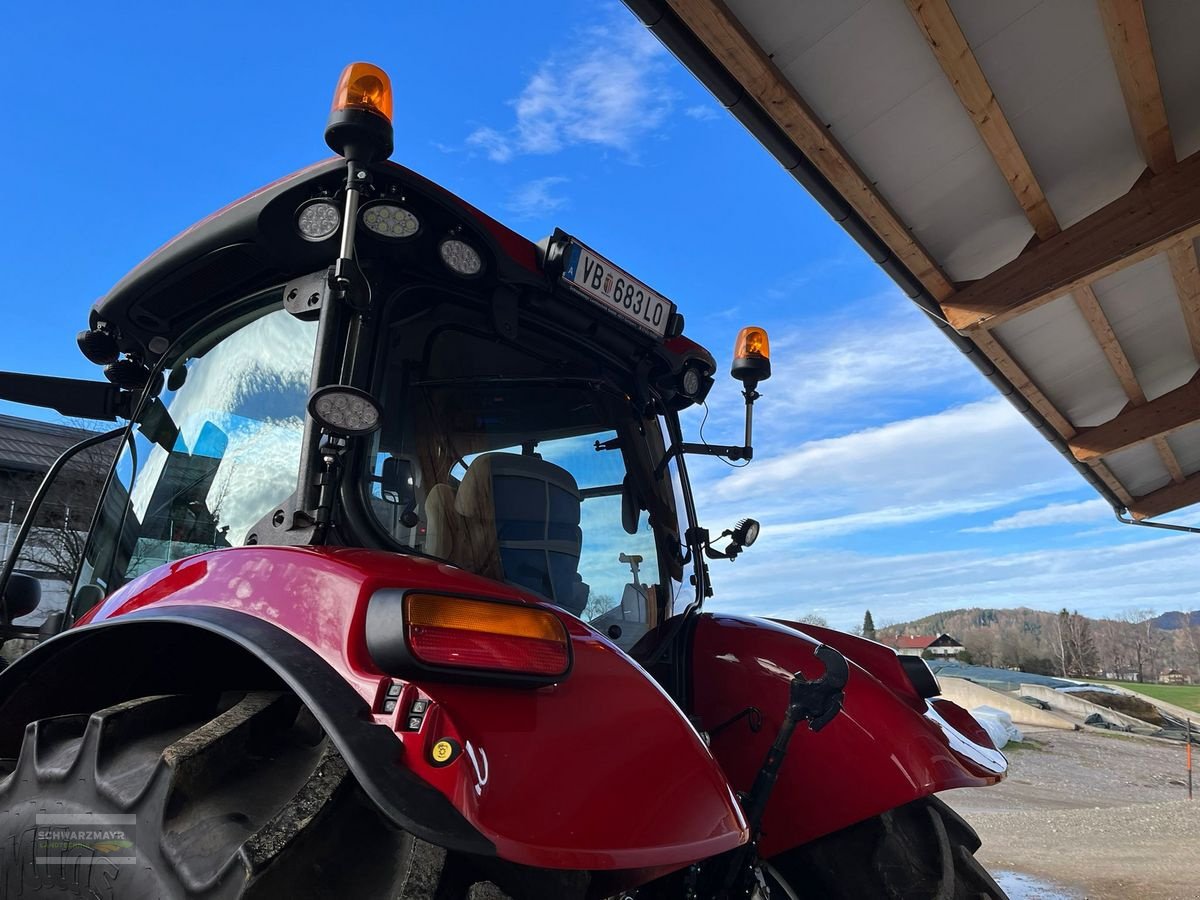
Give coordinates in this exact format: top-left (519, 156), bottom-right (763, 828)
top-left (3, 3), bottom-right (1194, 628)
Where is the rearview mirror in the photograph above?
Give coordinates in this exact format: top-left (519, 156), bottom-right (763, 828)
top-left (2, 573), bottom-right (41, 621)
top-left (381, 457), bottom-right (419, 527)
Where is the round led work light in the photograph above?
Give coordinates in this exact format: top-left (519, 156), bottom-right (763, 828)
top-left (361, 201), bottom-right (420, 239)
top-left (308, 385), bottom-right (383, 437)
top-left (439, 238), bottom-right (483, 276)
top-left (296, 199), bottom-right (341, 242)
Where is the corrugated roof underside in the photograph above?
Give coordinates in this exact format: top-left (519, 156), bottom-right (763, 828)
top-left (733, 0), bottom-right (1031, 281)
top-left (992, 296), bottom-right (1127, 428)
top-left (952, 0), bottom-right (1145, 231)
top-left (720, 0), bottom-right (1200, 510)
top-left (1092, 254), bottom-right (1198, 401)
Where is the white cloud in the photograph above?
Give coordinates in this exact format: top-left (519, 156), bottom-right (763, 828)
top-left (684, 104), bottom-right (720, 121)
top-left (689, 294), bottom-right (985, 443)
top-left (705, 532), bottom-right (1200, 629)
top-left (709, 397), bottom-right (1075, 513)
top-left (466, 18), bottom-right (672, 161)
top-left (964, 498), bottom-right (1112, 533)
top-left (505, 176), bottom-right (570, 220)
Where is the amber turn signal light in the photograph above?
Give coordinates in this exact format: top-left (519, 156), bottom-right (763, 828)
top-left (731, 326), bottom-right (771, 387)
top-left (325, 62), bottom-right (395, 163)
top-left (403, 593), bottom-right (571, 679)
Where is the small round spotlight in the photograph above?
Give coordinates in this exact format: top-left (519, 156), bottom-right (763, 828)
top-left (361, 201), bottom-right (420, 239)
top-left (681, 366), bottom-right (702, 398)
top-left (439, 238), bottom-right (483, 276)
top-left (308, 385), bottom-right (383, 436)
top-left (731, 518), bottom-right (760, 548)
top-left (296, 199), bottom-right (341, 242)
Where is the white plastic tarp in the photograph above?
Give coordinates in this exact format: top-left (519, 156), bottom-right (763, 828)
top-left (971, 705), bottom-right (1024, 749)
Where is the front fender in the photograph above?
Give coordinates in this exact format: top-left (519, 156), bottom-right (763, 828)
top-left (67, 546), bottom-right (748, 872)
top-left (691, 614), bottom-right (1005, 858)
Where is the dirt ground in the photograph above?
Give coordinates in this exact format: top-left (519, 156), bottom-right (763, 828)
top-left (939, 729), bottom-right (1200, 900)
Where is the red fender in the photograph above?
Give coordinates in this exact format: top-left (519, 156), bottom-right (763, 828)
top-left (690, 614), bottom-right (1005, 858)
top-left (78, 547), bottom-right (747, 872)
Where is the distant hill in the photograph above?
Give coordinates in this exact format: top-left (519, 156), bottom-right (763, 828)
top-left (877, 606), bottom-right (1198, 680)
top-left (1150, 610), bottom-right (1200, 630)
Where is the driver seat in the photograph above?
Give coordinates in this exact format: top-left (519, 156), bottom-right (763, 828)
top-left (425, 453), bottom-right (588, 614)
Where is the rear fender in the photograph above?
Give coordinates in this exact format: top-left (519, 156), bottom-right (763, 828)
top-left (691, 614), bottom-right (1005, 858)
top-left (55, 546), bottom-right (748, 873)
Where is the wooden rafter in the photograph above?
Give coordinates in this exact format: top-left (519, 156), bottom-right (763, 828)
top-left (1073, 285), bottom-right (1145, 404)
top-left (1152, 436), bottom-right (1186, 484)
top-left (1071, 285), bottom-right (1184, 478)
top-left (1098, 0), bottom-right (1175, 175)
top-left (972, 331), bottom-right (1074, 438)
top-left (972, 324), bottom-right (1135, 505)
top-left (1128, 471), bottom-right (1200, 520)
top-left (1166, 239), bottom-right (1200, 362)
top-left (1069, 372), bottom-right (1200, 462)
top-left (905, 0), bottom-right (1059, 240)
top-left (940, 149), bottom-right (1200, 332)
top-left (665, 0), bottom-right (955, 301)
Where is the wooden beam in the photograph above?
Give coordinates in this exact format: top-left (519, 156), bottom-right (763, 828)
top-left (940, 149), bottom-right (1200, 331)
top-left (1071, 284), bottom-right (1186, 476)
top-left (1073, 284), bottom-right (1145, 403)
top-left (972, 330), bottom-right (1075, 438)
top-left (666, 0), bottom-right (955, 301)
top-left (1069, 372), bottom-right (1200, 462)
top-left (905, 0), bottom-right (1059, 240)
top-left (1129, 471), bottom-right (1200, 519)
top-left (1166, 239), bottom-right (1200, 362)
top-left (1093, 461), bottom-right (1137, 508)
top-left (970, 330), bottom-right (1137, 505)
top-left (1152, 435), bottom-right (1186, 483)
top-left (1098, 0), bottom-right (1175, 175)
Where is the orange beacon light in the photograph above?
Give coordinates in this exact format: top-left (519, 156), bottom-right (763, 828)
top-left (325, 62), bottom-right (394, 163)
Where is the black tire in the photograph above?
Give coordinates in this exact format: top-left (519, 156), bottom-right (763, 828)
top-left (768, 797), bottom-right (1008, 900)
top-left (0, 691), bottom-right (454, 899)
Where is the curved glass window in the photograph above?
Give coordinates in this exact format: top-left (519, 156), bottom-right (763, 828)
top-left (75, 303), bottom-right (317, 607)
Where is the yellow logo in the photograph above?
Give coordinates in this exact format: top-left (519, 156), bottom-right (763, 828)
top-left (432, 740), bottom-right (454, 763)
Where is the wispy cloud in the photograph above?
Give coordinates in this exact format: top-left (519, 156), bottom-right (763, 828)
top-left (707, 533), bottom-right (1200, 629)
top-left (505, 176), bottom-right (570, 220)
top-left (690, 293), bottom-right (986, 443)
top-left (693, 397), bottom-right (1079, 543)
top-left (685, 104), bottom-right (720, 121)
top-left (964, 498), bottom-right (1112, 533)
top-left (466, 18), bottom-right (672, 162)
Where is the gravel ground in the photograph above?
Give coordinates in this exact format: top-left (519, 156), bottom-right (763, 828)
top-left (940, 729), bottom-right (1200, 899)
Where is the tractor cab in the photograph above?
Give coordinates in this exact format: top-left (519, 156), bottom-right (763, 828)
top-left (39, 65), bottom-right (769, 659)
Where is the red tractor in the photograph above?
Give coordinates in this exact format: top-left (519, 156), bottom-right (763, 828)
top-left (0, 65), bottom-right (1007, 899)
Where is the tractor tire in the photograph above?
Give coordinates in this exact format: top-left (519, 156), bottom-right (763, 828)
top-left (768, 796), bottom-right (1008, 900)
top-left (0, 691), bottom-right (454, 899)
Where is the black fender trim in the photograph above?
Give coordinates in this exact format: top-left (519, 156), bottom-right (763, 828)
top-left (0, 605), bottom-right (495, 857)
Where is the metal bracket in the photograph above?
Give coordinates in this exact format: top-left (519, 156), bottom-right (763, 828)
top-left (283, 270), bottom-right (331, 321)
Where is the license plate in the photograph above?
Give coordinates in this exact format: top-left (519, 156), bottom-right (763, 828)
top-left (561, 241), bottom-right (673, 338)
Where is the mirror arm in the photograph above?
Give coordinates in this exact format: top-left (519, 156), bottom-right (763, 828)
top-left (657, 388), bottom-right (760, 476)
top-left (0, 372), bottom-right (130, 421)
top-left (0, 425), bottom-right (125, 626)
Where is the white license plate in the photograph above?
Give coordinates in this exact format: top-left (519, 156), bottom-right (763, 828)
top-left (561, 241), bottom-right (673, 337)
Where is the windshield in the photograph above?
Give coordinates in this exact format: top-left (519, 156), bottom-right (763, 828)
top-left (74, 301), bottom-right (317, 609)
top-left (365, 326), bottom-right (675, 649)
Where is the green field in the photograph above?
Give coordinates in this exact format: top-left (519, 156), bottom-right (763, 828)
top-left (1089, 680), bottom-right (1200, 715)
